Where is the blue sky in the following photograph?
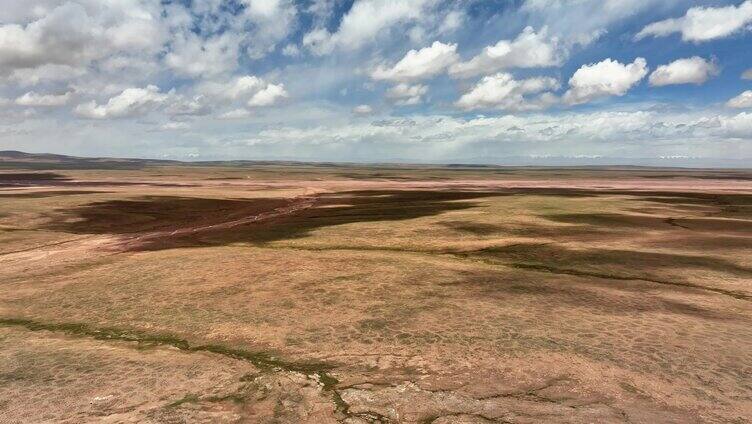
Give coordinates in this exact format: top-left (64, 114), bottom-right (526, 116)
top-left (0, 0), bottom-right (751, 165)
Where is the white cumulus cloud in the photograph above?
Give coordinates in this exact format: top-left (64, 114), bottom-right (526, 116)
top-left (74, 85), bottom-right (168, 119)
top-left (455, 73), bottom-right (559, 111)
top-left (15, 90), bottom-right (71, 106)
top-left (164, 95), bottom-right (211, 117)
top-left (0, 1), bottom-right (164, 73)
top-left (197, 75), bottom-right (288, 110)
top-left (303, 0), bottom-right (433, 55)
top-left (240, 0), bottom-right (298, 59)
top-left (727, 90), bottom-right (752, 109)
top-left (371, 41), bottom-right (458, 82)
top-left (247, 83), bottom-right (288, 107)
top-left (199, 75), bottom-right (265, 101)
top-left (386, 83), bottom-right (428, 106)
top-left (563, 58), bottom-right (648, 105)
top-left (636, 1), bottom-right (752, 42)
top-left (648, 57), bottom-right (719, 86)
top-left (449, 27), bottom-right (563, 79)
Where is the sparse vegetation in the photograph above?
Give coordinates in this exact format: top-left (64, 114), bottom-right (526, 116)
top-left (1, 157), bottom-right (751, 423)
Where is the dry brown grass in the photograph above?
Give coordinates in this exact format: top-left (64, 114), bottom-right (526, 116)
top-left (1, 164), bottom-right (751, 423)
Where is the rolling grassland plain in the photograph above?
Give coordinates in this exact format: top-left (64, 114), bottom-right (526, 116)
top-left (0, 152), bottom-right (751, 423)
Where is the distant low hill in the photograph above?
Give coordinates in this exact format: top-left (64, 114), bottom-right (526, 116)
top-left (0, 150), bottom-right (183, 170)
top-left (0, 151), bottom-right (355, 170)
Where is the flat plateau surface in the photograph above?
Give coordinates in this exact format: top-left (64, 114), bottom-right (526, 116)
top-left (1, 160), bottom-right (751, 423)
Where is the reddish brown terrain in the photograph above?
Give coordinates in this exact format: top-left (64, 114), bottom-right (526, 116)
top-left (1, 153), bottom-right (751, 423)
